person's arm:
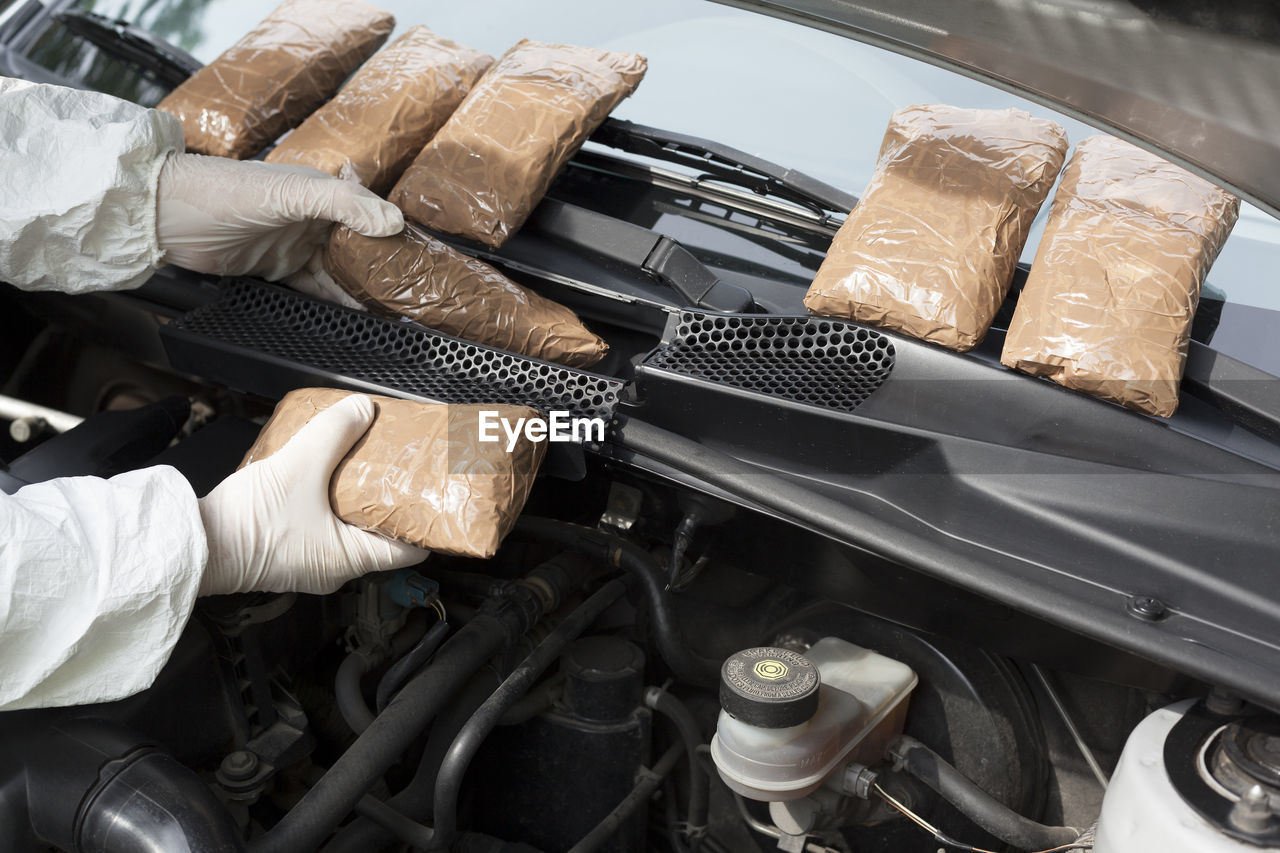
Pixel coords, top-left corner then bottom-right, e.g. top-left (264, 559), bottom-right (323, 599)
top-left (0, 395), bottom-right (424, 711)
top-left (0, 77), bottom-right (181, 292)
top-left (0, 467), bottom-right (204, 710)
top-left (0, 76), bottom-right (400, 296)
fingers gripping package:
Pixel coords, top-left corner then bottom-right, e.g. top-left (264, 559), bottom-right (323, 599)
top-left (241, 389), bottom-right (547, 559)
top-left (1001, 136), bottom-right (1239, 417)
top-left (389, 39), bottom-right (647, 247)
top-left (804, 105), bottom-right (1069, 351)
top-left (265, 27), bottom-right (493, 194)
top-left (156, 0), bottom-right (395, 159)
top-left (323, 225), bottom-right (609, 368)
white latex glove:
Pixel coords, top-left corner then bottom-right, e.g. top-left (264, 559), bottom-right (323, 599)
top-left (284, 251), bottom-right (366, 312)
top-left (198, 394), bottom-right (426, 596)
top-left (155, 153), bottom-right (404, 282)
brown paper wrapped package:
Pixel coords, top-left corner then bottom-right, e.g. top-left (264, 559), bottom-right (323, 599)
top-left (324, 225), bottom-right (608, 368)
top-left (240, 389), bottom-right (546, 558)
top-left (265, 27), bottom-right (493, 193)
top-left (1001, 136), bottom-right (1239, 417)
top-left (804, 105), bottom-right (1068, 351)
top-left (156, 0), bottom-right (394, 159)
top-left (390, 39), bottom-right (647, 247)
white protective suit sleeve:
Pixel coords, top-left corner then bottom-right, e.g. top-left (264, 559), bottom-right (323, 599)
top-left (0, 467), bottom-right (206, 711)
top-left (0, 75), bottom-right (183, 292)
top-left (0, 76), bottom-right (201, 710)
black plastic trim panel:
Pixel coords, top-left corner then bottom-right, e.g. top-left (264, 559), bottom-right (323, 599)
top-left (645, 310), bottom-right (894, 413)
top-left (161, 280), bottom-right (623, 420)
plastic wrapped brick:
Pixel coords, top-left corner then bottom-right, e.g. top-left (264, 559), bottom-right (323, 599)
top-left (804, 105), bottom-right (1068, 351)
top-left (389, 39), bottom-right (647, 247)
top-left (1001, 136), bottom-right (1239, 417)
top-left (265, 27), bottom-right (493, 194)
top-left (323, 225), bottom-right (608, 368)
top-left (240, 388), bottom-right (546, 558)
top-left (156, 0), bottom-right (394, 159)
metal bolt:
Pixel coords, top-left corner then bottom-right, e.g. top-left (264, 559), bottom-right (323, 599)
top-left (220, 750), bottom-right (259, 782)
top-left (1229, 785), bottom-right (1273, 834)
top-left (1206, 687), bottom-right (1245, 716)
top-left (1125, 595), bottom-right (1168, 622)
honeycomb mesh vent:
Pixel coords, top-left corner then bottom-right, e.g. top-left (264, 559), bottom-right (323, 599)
top-left (170, 281), bottom-right (622, 419)
top-left (646, 311), bottom-right (894, 412)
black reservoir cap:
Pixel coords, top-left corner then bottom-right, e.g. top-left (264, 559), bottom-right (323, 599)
top-left (562, 636), bottom-right (646, 723)
top-left (720, 647), bottom-right (820, 729)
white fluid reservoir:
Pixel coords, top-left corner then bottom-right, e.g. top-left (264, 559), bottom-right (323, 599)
top-left (1096, 700), bottom-right (1278, 853)
top-left (710, 637), bottom-right (917, 802)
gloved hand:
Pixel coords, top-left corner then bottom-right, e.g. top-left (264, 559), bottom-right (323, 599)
top-left (198, 394), bottom-right (426, 596)
top-left (284, 251), bottom-right (366, 311)
top-left (155, 153), bottom-right (404, 282)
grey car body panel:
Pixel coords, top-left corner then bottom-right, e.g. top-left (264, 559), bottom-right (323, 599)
top-left (709, 0), bottom-right (1280, 219)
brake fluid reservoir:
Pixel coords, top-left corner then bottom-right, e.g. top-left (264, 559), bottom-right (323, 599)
top-left (710, 639), bottom-right (917, 801)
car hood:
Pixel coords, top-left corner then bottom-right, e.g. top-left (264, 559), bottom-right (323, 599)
top-left (710, 0), bottom-right (1280, 218)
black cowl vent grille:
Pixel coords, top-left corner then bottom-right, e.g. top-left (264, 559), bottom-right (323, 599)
top-left (167, 281), bottom-right (622, 419)
top-left (645, 312), bottom-right (894, 412)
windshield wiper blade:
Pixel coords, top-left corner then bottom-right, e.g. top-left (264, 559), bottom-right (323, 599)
top-left (54, 9), bottom-right (201, 88)
top-left (590, 118), bottom-right (857, 220)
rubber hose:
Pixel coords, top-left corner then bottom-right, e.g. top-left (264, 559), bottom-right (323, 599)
top-left (567, 743), bottom-right (684, 853)
top-left (354, 794), bottom-right (434, 849)
top-left (646, 688), bottom-right (710, 838)
top-left (376, 620), bottom-right (450, 712)
top-left (335, 649), bottom-right (377, 734)
top-left (429, 579), bottom-right (630, 851)
top-left (497, 673), bottom-right (565, 726)
top-left (246, 611), bottom-right (515, 853)
top-left (0, 718), bottom-right (243, 852)
top-left (323, 673), bottom-right (501, 853)
top-left (513, 517), bottom-right (721, 685)
top-left (890, 735), bottom-right (1079, 850)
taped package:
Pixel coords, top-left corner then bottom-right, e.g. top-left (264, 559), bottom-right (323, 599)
top-left (804, 105), bottom-right (1068, 351)
top-left (324, 225), bottom-right (609, 368)
top-left (265, 26), bottom-right (493, 193)
top-left (1001, 136), bottom-right (1239, 417)
top-left (156, 0), bottom-right (394, 159)
top-left (390, 39), bottom-right (647, 247)
top-left (241, 388), bottom-right (546, 558)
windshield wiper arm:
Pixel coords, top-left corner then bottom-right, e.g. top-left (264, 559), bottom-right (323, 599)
top-left (590, 118), bottom-right (857, 220)
top-left (54, 9), bottom-right (201, 88)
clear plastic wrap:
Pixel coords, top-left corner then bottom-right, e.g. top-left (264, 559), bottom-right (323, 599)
top-left (389, 39), bottom-right (647, 247)
top-left (323, 225), bottom-right (608, 368)
top-left (264, 26), bottom-right (492, 194)
top-left (156, 0), bottom-right (394, 160)
top-left (240, 388), bottom-right (546, 558)
top-left (804, 104), bottom-right (1068, 352)
top-left (1001, 135), bottom-right (1239, 417)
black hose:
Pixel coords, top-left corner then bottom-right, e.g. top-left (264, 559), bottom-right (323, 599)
top-left (497, 673), bottom-right (565, 726)
top-left (354, 794), bottom-right (434, 849)
top-left (513, 517), bottom-right (721, 685)
top-left (428, 579), bottom-right (630, 851)
top-left (890, 736), bottom-right (1079, 850)
top-left (567, 743), bottom-right (684, 853)
top-left (645, 687), bottom-right (710, 840)
top-left (376, 620), bottom-right (450, 712)
top-left (335, 649), bottom-right (377, 734)
top-left (0, 718), bottom-right (244, 852)
top-left (247, 608), bottom-right (521, 853)
top-left (323, 673), bottom-right (500, 852)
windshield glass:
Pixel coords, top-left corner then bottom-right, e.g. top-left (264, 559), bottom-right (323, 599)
top-left (17, 0), bottom-right (1280, 374)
